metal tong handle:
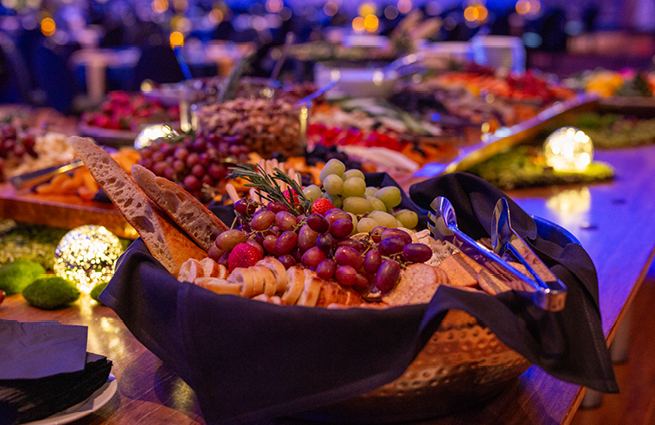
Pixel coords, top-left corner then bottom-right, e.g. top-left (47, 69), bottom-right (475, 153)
top-left (491, 198), bottom-right (567, 310)
top-left (428, 196), bottom-right (566, 311)
top-left (9, 159), bottom-right (84, 191)
top-left (295, 78), bottom-right (340, 108)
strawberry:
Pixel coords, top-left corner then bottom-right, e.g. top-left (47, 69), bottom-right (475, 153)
top-left (0, 289), bottom-right (5, 305)
top-left (282, 189), bottom-right (299, 204)
top-left (312, 198), bottom-right (334, 216)
top-left (228, 243), bottom-right (263, 270)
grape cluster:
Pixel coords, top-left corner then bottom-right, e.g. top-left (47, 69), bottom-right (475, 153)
top-left (136, 134), bottom-right (250, 200)
top-left (0, 122), bottom-right (38, 177)
top-left (302, 158), bottom-right (419, 233)
top-left (209, 198), bottom-right (429, 295)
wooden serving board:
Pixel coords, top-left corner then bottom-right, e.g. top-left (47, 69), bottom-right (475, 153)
top-left (0, 183), bottom-right (136, 239)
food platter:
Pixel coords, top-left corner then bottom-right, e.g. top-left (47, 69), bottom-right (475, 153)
top-left (77, 122), bottom-right (137, 147)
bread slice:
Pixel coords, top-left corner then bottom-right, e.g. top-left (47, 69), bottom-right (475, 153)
top-left (69, 137), bottom-right (207, 276)
top-left (193, 277), bottom-right (241, 295)
top-left (131, 164), bottom-right (228, 251)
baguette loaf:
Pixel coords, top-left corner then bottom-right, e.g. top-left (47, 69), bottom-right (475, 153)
top-left (131, 164), bottom-right (228, 251)
top-left (69, 137), bottom-right (207, 275)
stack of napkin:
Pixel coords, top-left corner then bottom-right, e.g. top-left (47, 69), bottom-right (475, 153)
top-left (0, 320), bottom-right (112, 424)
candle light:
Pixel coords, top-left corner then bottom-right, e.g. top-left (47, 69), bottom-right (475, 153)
top-left (53, 225), bottom-right (124, 295)
top-left (543, 127), bottom-right (594, 172)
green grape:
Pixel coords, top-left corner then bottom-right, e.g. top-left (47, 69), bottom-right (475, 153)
top-left (396, 219), bottom-right (404, 228)
top-left (374, 186), bottom-right (402, 209)
top-left (366, 196), bottom-right (387, 212)
top-left (357, 217), bottom-right (378, 233)
top-left (318, 158), bottom-right (346, 183)
top-left (323, 174), bottom-right (344, 195)
top-left (327, 194), bottom-right (343, 208)
top-left (368, 211), bottom-right (398, 228)
top-left (303, 184), bottom-right (323, 202)
top-left (395, 209), bottom-right (419, 229)
top-left (365, 187), bottom-right (378, 197)
top-left (343, 169), bottom-right (365, 181)
top-left (347, 213), bottom-right (358, 235)
top-left (342, 197), bottom-right (371, 215)
top-left (341, 177), bottom-right (366, 198)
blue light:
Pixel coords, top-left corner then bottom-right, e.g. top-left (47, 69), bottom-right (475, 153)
top-left (431, 113), bottom-right (441, 122)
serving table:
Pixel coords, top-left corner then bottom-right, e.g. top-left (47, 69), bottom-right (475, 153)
top-left (1, 144), bottom-right (655, 425)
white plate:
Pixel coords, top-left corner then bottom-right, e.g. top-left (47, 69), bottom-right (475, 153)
top-left (23, 374), bottom-right (117, 425)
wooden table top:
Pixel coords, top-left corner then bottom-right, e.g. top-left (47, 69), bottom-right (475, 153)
top-left (2, 145), bottom-right (655, 425)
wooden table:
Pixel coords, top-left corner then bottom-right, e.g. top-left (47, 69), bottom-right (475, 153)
top-left (2, 145), bottom-right (655, 425)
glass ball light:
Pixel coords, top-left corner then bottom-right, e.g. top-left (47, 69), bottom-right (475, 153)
top-left (54, 225), bottom-right (124, 295)
top-left (543, 127), bottom-right (594, 173)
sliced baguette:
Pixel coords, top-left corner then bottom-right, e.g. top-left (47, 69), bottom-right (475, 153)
top-left (131, 164), bottom-right (228, 251)
top-left (69, 137), bottom-right (206, 275)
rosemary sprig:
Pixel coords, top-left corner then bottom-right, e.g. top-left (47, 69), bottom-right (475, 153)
top-left (228, 163), bottom-right (311, 215)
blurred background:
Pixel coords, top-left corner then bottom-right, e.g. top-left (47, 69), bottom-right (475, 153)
top-left (1, 0), bottom-right (654, 113)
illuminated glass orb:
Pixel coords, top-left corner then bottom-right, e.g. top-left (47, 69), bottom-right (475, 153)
top-left (54, 225), bottom-right (124, 294)
top-left (544, 127), bottom-right (594, 172)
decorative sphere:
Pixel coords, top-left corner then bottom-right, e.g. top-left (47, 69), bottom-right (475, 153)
top-left (543, 127), bottom-right (594, 172)
top-left (54, 225), bottom-right (124, 295)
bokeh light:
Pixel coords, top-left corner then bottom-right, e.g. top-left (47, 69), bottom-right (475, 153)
top-left (358, 2), bottom-right (376, 17)
top-left (544, 127), bottom-right (594, 172)
top-left (169, 30), bottom-right (184, 47)
top-left (364, 14), bottom-right (379, 32)
top-left (265, 0), bottom-right (283, 14)
top-left (397, 0), bottom-right (412, 14)
top-left (40, 17), bottom-right (55, 36)
top-left (323, 1), bottom-right (338, 17)
top-left (384, 5), bottom-right (398, 20)
top-left (151, 0), bottom-right (168, 14)
top-left (352, 16), bottom-right (365, 33)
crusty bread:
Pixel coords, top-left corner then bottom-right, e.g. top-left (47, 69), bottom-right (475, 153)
top-left (131, 164), bottom-right (228, 251)
top-left (69, 137), bottom-right (207, 275)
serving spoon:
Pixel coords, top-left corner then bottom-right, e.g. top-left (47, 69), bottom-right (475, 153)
top-left (428, 196), bottom-right (567, 311)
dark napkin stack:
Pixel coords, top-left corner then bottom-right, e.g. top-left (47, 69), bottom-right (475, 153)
top-left (0, 320), bottom-right (112, 424)
top-left (101, 172), bottom-right (617, 425)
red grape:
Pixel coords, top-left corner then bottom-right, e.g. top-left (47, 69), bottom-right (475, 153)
top-left (278, 254), bottom-right (296, 269)
top-left (139, 158), bottom-right (154, 170)
top-left (173, 159), bottom-right (185, 172)
top-left (174, 147), bottom-right (189, 160)
top-left (183, 175), bottom-right (201, 190)
top-left (301, 247), bottom-right (326, 268)
top-left (316, 258), bottom-right (336, 280)
top-left (334, 246), bottom-right (364, 269)
top-left (215, 229), bottom-right (247, 251)
top-left (186, 152), bottom-right (200, 167)
top-left (307, 214), bottom-right (329, 233)
top-left (267, 202), bottom-right (289, 214)
top-left (330, 219), bottom-right (353, 239)
top-left (275, 231), bottom-right (298, 255)
top-left (325, 209), bottom-right (350, 225)
top-left (375, 260), bottom-right (401, 292)
top-left (191, 164), bottom-right (205, 177)
top-left (164, 167), bottom-right (175, 180)
top-left (364, 249), bottom-right (382, 274)
top-left (371, 226), bottom-right (386, 243)
top-left (402, 243), bottom-right (432, 263)
top-left (247, 239), bottom-right (264, 257)
top-left (298, 225), bottom-right (318, 252)
top-left (353, 273), bottom-right (370, 292)
top-left (337, 238), bottom-right (366, 253)
top-left (316, 233), bottom-right (335, 252)
top-left (335, 265), bottom-right (357, 286)
top-left (153, 162), bottom-right (167, 176)
top-left (275, 211), bottom-right (296, 231)
top-left (208, 244), bottom-right (223, 261)
top-left (378, 237), bottom-right (406, 256)
top-left (263, 234), bottom-right (279, 255)
top-left (251, 210), bottom-right (275, 231)
top-left (382, 228), bottom-right (412, 245)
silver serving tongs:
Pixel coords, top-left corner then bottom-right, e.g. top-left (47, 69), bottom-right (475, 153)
top-left (428, 196), bottom-right (567, 311)
top-left (491, 198), bottom-right (567, 311)
top-left (9, 159), bottom-right (84, 190)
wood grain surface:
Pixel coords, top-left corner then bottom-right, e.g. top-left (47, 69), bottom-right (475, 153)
top-left (0, 183), bottom-right (137, 239)
top-left (2, 145), bottom-right (655, 425)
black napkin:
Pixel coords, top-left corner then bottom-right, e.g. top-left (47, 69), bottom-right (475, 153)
top-left (0, 353), bottom-right (112, 424)
top-left (0, 320), bottom-right (113, 424)
top-left (101, 172), bottom-right (617, 425)
top-left (0, 320), bottom-right (88, 380)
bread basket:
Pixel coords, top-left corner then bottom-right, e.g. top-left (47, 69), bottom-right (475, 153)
top-left (301, 216), bottom-right (576, 423)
